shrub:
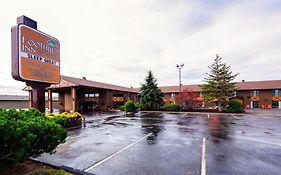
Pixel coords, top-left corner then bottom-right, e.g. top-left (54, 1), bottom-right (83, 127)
top-left (124, 100), bottom-right (138, 113)
top-left (226, 100), bottom-right (244, 113)
top-left (46, 112), bottom-right (83, 129)
top-left (119, 105), bottom-right (125, 112)
top-left (0, 108), bottom-right (67, 167)
top-left (165, 103), bottom-right (180, 111)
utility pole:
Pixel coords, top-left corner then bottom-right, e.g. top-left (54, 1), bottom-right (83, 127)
top-left (176, 64), bottom-right (184, 110)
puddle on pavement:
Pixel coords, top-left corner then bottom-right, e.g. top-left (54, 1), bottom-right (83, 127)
top-left (179, 127), bottom-right (196, 133)
top-left (208, 114), bottom-right (233, 141)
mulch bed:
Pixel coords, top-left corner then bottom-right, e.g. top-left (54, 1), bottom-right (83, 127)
top-left (0, 159), bottom-right (63, 175)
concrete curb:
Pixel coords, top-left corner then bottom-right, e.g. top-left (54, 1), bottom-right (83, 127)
top-left (140, 110), bottom-right (281, 117)
top-left (29, 158), bottom-right (95, 175)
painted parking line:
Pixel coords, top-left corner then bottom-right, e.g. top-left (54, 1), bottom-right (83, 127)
top-left (181, 112), bottom-right (188, 117)
top-left (201, 137), bottom-right (206, 175)
top-left (231, 114), bottom-right (240, 119)
top-left (84, 132), bottom-right (153, 172)
top-left (207, 113), bottom-right (210, 119)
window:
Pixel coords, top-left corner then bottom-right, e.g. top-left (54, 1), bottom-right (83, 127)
top-left (171, 93), bottom-right (176, 98)
top-left (272, 90), bottom-right (281, 96)
top-left (234, 91), bottom-right (240, 97)
top-left (251, 101), bottom-right (259, 108)
top-left (251, 90), bottom-right (259, 96)
top-left (272, 101), bottom-right (279, 108)
top-left (88, 94), bottom-right (94, 97)
top-left (85, 93), bottom-right (99, 98)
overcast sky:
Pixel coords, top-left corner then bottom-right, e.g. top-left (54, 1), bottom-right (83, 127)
top-left (0, 0), bottom-right (281, 95)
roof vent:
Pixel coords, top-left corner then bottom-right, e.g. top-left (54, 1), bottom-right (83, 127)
top-left (82, 77), bottom-right (86, 80)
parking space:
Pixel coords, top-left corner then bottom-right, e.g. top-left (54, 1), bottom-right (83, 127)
top-left (36, 112), bottom-right (281, 175)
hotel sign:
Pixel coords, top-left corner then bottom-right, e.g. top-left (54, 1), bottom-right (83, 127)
top-left (113, 97), bottom-right (124, 102)
top-left (12, 24), bottom-right (60, 83)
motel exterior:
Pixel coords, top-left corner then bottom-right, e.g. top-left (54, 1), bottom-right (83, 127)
top-left (24, 75), bottom-right (138, 112)
top-left (23, 76), bottom-right (281, 112)
top-left (161, 80), bottom-right (281, 109)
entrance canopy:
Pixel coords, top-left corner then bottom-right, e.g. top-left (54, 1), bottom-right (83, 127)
top-left (24, 75), bottom-right (138, 112)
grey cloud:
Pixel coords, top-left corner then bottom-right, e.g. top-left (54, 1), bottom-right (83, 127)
top-left (0, 0), bottom-right (280, 95)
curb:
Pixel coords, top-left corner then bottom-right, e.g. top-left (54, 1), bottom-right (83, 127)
top-left (140, 110), bottom-right (281, 117)
top-left (29, 158), bottom-right (96, 175)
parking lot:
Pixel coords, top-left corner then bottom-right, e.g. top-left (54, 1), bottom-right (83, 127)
top-left (36, 111), bottom-right (281, 175)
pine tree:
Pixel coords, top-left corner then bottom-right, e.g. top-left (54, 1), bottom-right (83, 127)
top-left (139, 71), bottom-right (164, 110)
top-left (201, 54), bottom-right (238, 111)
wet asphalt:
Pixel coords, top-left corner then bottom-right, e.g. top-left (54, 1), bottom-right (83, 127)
top-left (37, 111), bottom-right (281, 175)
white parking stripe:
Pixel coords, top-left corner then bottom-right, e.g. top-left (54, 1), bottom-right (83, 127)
top-left (181, 112), bottom-right (188, 117)
top-left (207, 113), bottom-right (210, 119)
top-left (84, 133), bottom-right (153, 172)
top-left (201, 138), bottom-right (206, 175)
top-left (231, 114), bottom-right (240, 119)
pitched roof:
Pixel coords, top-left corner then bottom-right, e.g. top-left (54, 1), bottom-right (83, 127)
top-left (58, 75), bottom-right (138, 93)
top-left (236, 80), bottom-right (281, 90)
top-left (23, 75), bottom-right (281, 94)
top-left (159, 80), bottom-right (281, 93)
top-left (0, 95), bottom-right (29, 101)
top-left (159, 85), bottom-right (201, 93)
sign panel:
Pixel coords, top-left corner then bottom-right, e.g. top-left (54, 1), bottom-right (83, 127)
top-left (12, 24), bottom-right (60, 83)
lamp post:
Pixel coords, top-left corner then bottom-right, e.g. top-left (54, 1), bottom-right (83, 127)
top-left (176, 64), bottom-right (184, 110)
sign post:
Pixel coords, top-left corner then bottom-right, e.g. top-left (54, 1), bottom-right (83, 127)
top-left (11, 16), bottom-right (60, 112)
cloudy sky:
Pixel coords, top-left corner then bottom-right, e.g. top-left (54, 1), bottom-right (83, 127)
top-left (0, 0), bottom-right (280, 95)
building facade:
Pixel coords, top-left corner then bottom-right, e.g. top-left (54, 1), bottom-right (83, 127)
top-left (24, 75), bottom-right (138, 112)
top-left (24, 76), bottom-right (281, 112)
top-left (0, 95), bottom-right (59, 109)
top-left (160, 80), bottom-right (281, 109)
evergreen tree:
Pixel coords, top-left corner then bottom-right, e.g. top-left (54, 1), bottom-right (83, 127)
top-left (201, 54), bottom-right (238, 111)
top-left (139, 71), bottom-right (164, 110)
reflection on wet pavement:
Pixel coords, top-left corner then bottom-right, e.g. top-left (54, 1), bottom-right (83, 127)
top-left (208, 114), bottom-right (233, 141)
top-left (36, 112), bottom-right (281, 175)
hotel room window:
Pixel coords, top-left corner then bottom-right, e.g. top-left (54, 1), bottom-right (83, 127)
top-left (272, 90), bottom-right (281, 96)
top-left (234, 91), bottom-right (240, 97)
top-left (251, 90), bottom-right (259, 96)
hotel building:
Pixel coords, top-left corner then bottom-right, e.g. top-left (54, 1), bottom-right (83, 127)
top-left (23, 76), bottom-right (281, 112)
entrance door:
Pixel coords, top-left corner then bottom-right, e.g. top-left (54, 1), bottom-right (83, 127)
top-left (251, 101), bottom-right (259, 108)
top-left (272, 101), bottom-right (278, 108)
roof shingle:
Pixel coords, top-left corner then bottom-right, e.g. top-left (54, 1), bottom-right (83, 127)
top-left (60, 75), bottom-right (138, 93)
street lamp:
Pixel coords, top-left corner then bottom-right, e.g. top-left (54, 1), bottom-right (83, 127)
top-left (176, 64), bottom-right (184, 109)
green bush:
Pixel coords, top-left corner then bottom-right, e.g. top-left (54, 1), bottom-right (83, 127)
top-left (0, 108), bottom-right (67, 167)
top-left (226, 100), bottom-right (244, 113)
top-left (165, 103), bottom-right (180, 111)
top-left (119, 105), bottom-right (125, 112)
top-left (124, 100), bottom-right (138, 113)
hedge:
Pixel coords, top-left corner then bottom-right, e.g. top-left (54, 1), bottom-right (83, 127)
top-left (0, 108), bottom-right (67, 167)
